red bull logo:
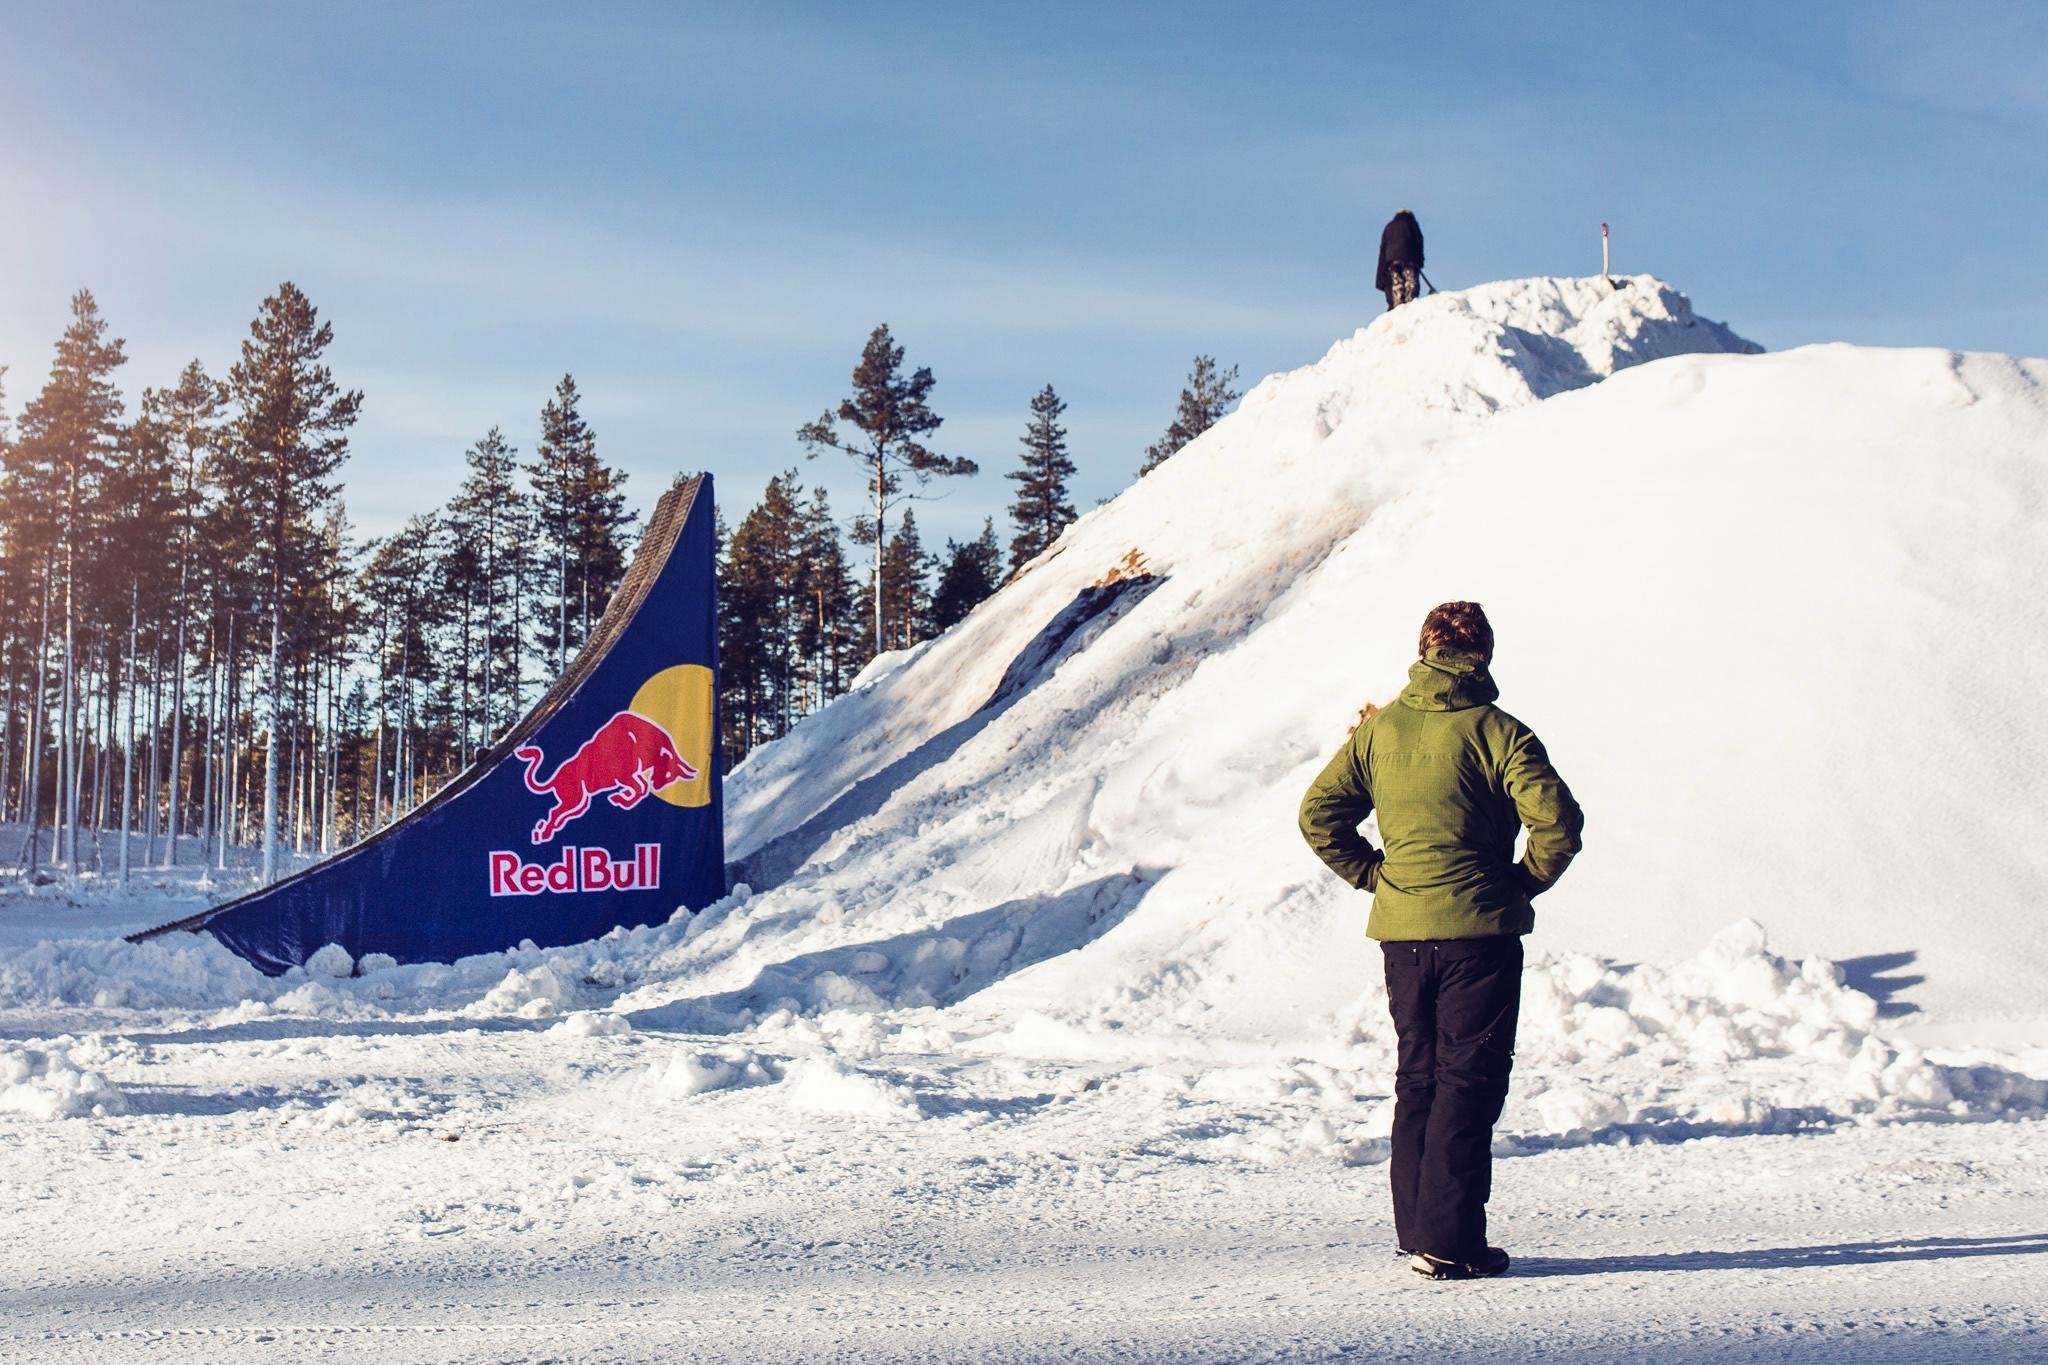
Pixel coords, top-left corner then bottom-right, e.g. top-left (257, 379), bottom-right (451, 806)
top-left (514, 711), bottom-right (697, 844)
top-left (489, 664), bottom-right (714, 898)
top-left (488, 844), bottom-right (662, 897)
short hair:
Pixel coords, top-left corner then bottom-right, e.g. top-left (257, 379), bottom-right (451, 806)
top-left (1419, 601), bottom-right (1493, 660)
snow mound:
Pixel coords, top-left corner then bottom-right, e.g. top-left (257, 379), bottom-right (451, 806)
top-left (783, 1056), bottom-right (922, 1121)
top-left (639, 1044), bottom-right (778, 1099)
top-left (474, 964), bottom-right (578, 1019)
top-left (0, 933), bottom-right (272, 1011)
top-left (709, 274), bottom-right (2048, 1038)
top-left (0, 1039), bottom-right (128, 1120)
top-left (1494, 922), bottom-right (2046, 1137)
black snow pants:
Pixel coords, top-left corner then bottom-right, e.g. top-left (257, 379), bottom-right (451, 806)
top-left (1382, 936), bottom-right (1522, 1263)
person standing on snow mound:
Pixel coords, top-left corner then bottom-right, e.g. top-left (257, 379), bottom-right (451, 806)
top-left (1297, 601), bottom-right (1583, 1281)
top-left (1377, 209), bottom-right (1425, 309)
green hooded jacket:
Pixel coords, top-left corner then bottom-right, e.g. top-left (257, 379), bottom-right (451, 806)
top-left (1297, 648), bottom-right (1584, 941)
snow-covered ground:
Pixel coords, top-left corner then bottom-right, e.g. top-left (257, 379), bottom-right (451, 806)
top-left (5, 278), bottom-right (2047, 1361)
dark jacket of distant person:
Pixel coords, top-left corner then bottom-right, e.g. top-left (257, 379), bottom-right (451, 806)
top-left (1376, 211), bottom-right (1425, 293)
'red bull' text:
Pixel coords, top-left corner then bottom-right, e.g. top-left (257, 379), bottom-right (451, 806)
top-left (488, 844), bottom-right (662, 897)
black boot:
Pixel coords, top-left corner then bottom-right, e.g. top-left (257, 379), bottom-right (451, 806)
top-left (1410, 1247), bottom-right (1511, 1280)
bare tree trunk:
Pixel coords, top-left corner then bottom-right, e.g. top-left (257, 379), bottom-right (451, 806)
top-left (24, 565), bottom-right (49, 874)
top-left (120, 585), bottom-right (137, 881)
top-left (197, 621), bottom-right (215, 871)
top-left (511, 546), bottom-right (523, 718)
top-left (0, 628), bottom-right (15, 826)
top-left (481, 527), bottom-right (494, 748)
top-left (58, 542), bottom-right (76, 870)
top-left (261, 600), bottom-right (281, 882)
top-left (287, 683), bottom-right (301, 857)
top-left (391, 630), bottom-right (407, 821)
top-left (97, 649), bottom-right (115, 847)
top-left (322, 650), bottom-right (337, 853)
top-left (370, 714), bottom-right (384, 833)
top-left (219, 610), bottom-right (236, 870)
top-left (873, 451), bottom-right (886, 656)
top-left (166, 557), bottom-right (189, 865)
top-left (145, 629), bottom-right (162, 866)
top-left (457, 586), bottom-right (470, 770)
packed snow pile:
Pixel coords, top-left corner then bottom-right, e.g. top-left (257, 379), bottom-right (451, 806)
top-left (714, 275), bottom-right (2048, 1040)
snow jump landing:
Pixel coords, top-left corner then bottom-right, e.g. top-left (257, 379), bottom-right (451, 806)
top-left (131, 473), bottom-right (725, 974)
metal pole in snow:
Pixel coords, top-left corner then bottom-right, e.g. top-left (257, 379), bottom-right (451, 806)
top-left (1602, 222), bottom-right (1611, 281)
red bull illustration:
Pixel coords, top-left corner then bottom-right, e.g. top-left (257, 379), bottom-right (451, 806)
top-left (129, 474), bottom-right (723, 976)
top-left (515, 711), bottom-right (699, 844)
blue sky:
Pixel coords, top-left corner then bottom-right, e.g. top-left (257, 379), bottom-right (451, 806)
top-left (2, 1), bottom-right (2042, 544)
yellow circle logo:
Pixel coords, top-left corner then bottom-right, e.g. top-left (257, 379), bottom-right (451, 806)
top-left (627, 664), bottom-right (715, 808)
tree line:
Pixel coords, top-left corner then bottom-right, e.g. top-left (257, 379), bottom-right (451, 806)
top-left (0, 295), bottom-right (1238, 882)
top-left (0, 286), bottom-right (634, 881)
top-left (720, 324), bottom-right (1240, 761)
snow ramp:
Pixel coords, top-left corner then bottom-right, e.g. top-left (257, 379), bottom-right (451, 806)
top-left (131, 473), bottom-right (725, 974)
top-left (689, 277), bottom-right (2048, 1039)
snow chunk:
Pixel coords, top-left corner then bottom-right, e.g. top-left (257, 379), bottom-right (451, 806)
top-left (640, 1045), bottom-right (777, 1099)
top-left (0, 1041), bottom-right (128, 1120)
top-left (474, 965), bottom-right (575, 1019)
top-left (305, 943), bottom-right (354, 978)
top-left (550, 1011), bottom-right (634, 1039)
top-left (782, 1056), bottom-right (921, 1120)
top-left (1531, 1085), bottom-right (1630, 1136)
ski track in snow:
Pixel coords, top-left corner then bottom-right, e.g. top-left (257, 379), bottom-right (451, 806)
top-left (5, 277), bottom-right (2048, 1359)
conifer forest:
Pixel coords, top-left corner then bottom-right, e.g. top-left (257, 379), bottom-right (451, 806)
top-left (0, 289), bottom-right (1235, 882)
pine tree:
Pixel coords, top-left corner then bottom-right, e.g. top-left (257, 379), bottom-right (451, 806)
top-left (794, 487), bottom-right (860, 709)
top-left (144, 361), bottom-right (225, 865)
top-left (445, 426), bottom-right (529, 751)
top-left (1006, 384), bottom-right (1077, 571)
top-left (798, 325), bottom-right (976, 658)
top-left (219, 282), bottom-right (362, 882)
top-left (107, 391), bottom-right (185, 875)
top-left (713, 501), bottom-right (747, 761)
top-left (530, 375), bottom-right (632, 676)
top-left (11, 291), bottom-right (128, 870)
top-left (0, 364), bottom-right (15, 826)
top-left (720, 472), bottom-right (808, 756)
top-left (871, 509), bottom-right (934, 654)
top-left (1138, 355), bottom-right (1241, 476)
top-left (930, 519), bottom-right (1003, 633)
top-left (359, 516), bottom-right (442, 823)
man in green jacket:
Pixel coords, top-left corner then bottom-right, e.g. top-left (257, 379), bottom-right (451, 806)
top-left (1298, 601), bottom-right (1583, 1280)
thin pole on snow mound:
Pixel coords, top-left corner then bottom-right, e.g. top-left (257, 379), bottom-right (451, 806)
top-left (128, 473), bottom-right (726, 974)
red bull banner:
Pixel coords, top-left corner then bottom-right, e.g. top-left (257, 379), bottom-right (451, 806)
top-left (134, 474), bottom-right (725, 974)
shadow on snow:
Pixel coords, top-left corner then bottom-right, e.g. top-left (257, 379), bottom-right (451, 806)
top-left (1839, 949), bottom-right (1925, 1019)
top-left (729, 572), bottom-right (1164, 892)
top-left (629, 869), bottom-right (1160, 1031)
top-left (1517, 1230), bottom-right (2048, 1276)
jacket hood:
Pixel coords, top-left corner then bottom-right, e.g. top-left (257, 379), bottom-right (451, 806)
top-left (1399, 649), bottom-right (1499, 712)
